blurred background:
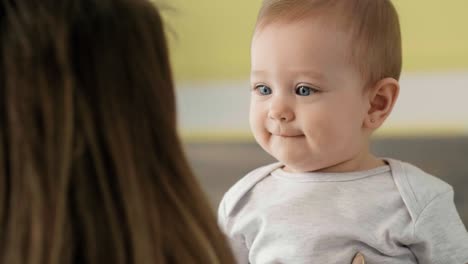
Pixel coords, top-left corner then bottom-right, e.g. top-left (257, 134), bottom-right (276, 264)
top-left (165, 0), bottom-right (468, 225)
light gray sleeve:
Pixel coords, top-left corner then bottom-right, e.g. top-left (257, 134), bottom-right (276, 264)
top-left (218, 197), bottom-right (249, 264)
top-left (410, 190), bottom-right (468, 264)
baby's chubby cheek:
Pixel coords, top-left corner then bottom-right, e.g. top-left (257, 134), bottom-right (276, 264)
top-left (257, 128), bottom-right (274, 152)
top-left (249, 110), bottom-right (267, 137)
top-left (249, 119), bottom-right (268, 148)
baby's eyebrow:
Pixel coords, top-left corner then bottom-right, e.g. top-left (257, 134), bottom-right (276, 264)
top-left (250, 70), bottom-right (268, 77)
top-left (291, 70), bottom-right (326, 81)
top-left (251, 69), bottom-right (326, 81)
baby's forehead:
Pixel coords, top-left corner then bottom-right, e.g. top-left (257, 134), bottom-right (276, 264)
top-left (251, 24), bottom-right (364, 85)
top-left (254, 16), bottom-right (352, 42)
top-left (253, 12), bottom-right (355, 60)
top-left (252, 18), bottom-right (355, 63)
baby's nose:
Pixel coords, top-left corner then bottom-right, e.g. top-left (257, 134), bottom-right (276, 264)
top-left (268, 98), bottom-right (294, 122)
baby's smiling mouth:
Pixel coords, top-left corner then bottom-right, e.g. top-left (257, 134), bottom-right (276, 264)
top-left (267, 125), bottom-right (304, 138)
top-left (270, 132), bottom-right (304, 138)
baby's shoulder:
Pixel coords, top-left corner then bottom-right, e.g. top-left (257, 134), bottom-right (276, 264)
top-left (219, 162), bottom-right (282, 217)
top-left (386, 158), bottom-right (453, 220)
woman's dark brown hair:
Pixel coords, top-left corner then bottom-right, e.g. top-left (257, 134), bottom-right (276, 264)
top-left (0, 0), bottom-right (235, 263)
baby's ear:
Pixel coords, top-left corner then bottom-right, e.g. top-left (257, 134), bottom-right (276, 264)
top-left (364, 77), bottom-right (399, 129)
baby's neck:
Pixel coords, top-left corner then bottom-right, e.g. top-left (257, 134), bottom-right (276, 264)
top-left (285, 154), bottom-right (386, 174)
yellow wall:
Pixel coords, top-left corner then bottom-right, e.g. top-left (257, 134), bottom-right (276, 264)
top-left (165, 0), bottom-right (260, 81)
top-left (166, 0), bottom-right (468, 81)
top-left (394, 0), bottom-right (468, 72)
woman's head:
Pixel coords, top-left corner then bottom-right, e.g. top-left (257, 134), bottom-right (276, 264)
top-left (0, 0), bottom-right (233, 263)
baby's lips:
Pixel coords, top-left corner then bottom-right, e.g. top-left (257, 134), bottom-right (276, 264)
top-left (270, 132), bottom-right (304, 137)
top-left (266, 125), bottom-right (302, 137)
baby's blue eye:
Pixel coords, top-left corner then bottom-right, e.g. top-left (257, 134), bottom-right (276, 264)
top-left (295, 86), bottom-right (315, 96)
top-left (256, 85), bottom-right (272, 95)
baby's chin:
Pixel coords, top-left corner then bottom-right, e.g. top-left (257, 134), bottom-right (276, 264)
top-left (271, 153), bottom-right (327, 173)
top-left (258, 139), bottom-right (336, 172)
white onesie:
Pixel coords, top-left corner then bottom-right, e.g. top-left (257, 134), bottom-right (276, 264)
top-left (218, 159), bottom-right (468, 264)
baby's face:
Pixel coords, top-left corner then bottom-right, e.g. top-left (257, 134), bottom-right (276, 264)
top-left (250, 18), bottom-right (370, 172)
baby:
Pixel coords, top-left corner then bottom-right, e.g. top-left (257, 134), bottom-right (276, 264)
top-left (218, 0), bottom-right (468, 263)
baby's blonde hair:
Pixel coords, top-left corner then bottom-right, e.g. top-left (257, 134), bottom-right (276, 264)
top-left (256, 0), bottom-right (402, 88)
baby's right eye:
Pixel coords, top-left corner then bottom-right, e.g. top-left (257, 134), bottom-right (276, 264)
top-left (255, 85), bottom-right (272, 95)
